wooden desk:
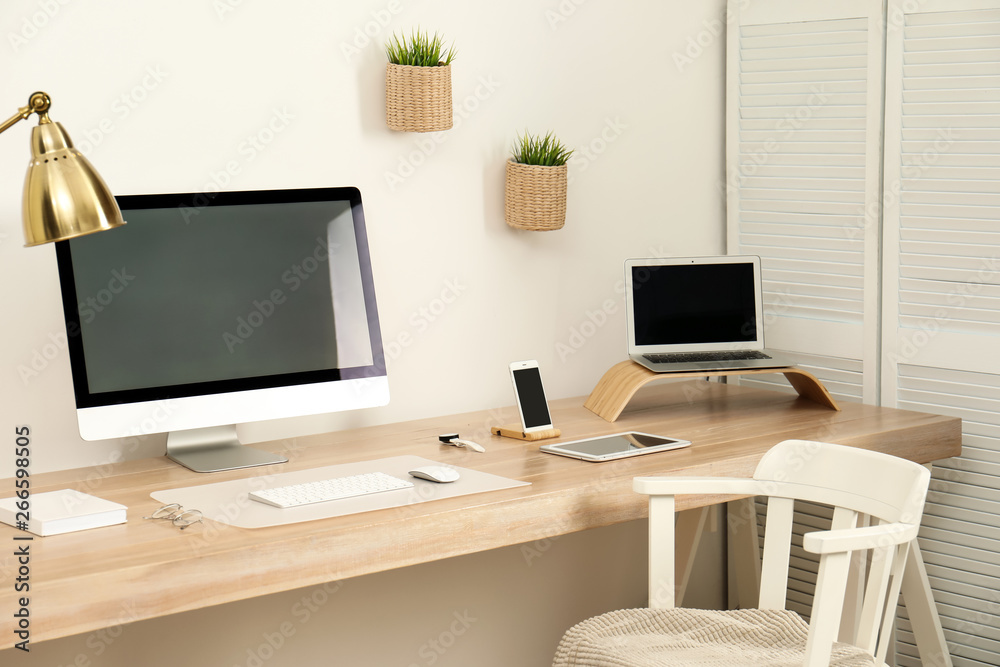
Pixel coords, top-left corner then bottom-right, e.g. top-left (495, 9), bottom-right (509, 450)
top-left (0, 381), bottom-right (961, 650)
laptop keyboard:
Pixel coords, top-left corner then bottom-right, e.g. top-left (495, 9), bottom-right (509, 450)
top-left (643, 350), bottom-right (772, 364)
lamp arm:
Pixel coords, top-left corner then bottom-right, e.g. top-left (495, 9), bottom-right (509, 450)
top-left (0, 91), bottom-right (51, 136)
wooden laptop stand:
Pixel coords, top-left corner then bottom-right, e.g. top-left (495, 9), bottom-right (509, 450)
top-left (585, 360), bottom-right (839, 422)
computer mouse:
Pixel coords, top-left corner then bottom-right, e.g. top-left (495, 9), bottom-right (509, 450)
top-left (408, 465), bottom-right (460, 483)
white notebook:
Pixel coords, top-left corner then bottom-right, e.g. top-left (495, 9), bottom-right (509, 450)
top-left (0, 489), bottom-right (127, 536)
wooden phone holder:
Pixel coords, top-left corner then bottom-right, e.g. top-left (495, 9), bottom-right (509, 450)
top-left (584, 361), bottom-right (839, 422)
top-left (491, 424), bottom-right (562, 441)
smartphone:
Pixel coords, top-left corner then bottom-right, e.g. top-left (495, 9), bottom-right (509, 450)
top-left (509, 360), bottom-right (554, 433)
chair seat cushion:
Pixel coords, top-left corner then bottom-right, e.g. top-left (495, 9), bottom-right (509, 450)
top-left (552, 608), bottom-right (876, 667)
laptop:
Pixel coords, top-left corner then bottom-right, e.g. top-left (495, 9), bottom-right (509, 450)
top-left (625, 255), bottom-right (792, 373)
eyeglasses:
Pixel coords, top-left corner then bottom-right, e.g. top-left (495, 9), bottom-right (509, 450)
top-left (143, 503), bottom-right (203, 530)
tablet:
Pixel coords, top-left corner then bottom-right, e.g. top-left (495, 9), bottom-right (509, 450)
top-left (539, 432), bottom-right (691, 462)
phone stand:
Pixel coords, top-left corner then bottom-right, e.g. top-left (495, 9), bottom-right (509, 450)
top-left (491, 424), bottom-right (561, 441)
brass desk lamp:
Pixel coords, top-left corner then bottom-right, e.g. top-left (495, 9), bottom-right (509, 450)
top-left (0, 91), bottom-right (124, 246)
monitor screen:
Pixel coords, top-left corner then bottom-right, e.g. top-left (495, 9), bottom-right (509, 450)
top-left (55, 186), bottom-right (388, 472)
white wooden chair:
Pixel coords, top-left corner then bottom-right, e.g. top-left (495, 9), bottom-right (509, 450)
top-left (552, 439), bottom-right (931, 667)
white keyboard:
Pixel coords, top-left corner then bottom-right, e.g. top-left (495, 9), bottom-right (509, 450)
top-left (249, 471), bottom-right (414, 509)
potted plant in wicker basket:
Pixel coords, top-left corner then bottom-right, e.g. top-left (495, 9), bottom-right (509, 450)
top-left (505, 131), bottom-right (574, 231)
top-left (385, 30), bottom-right (456, 132)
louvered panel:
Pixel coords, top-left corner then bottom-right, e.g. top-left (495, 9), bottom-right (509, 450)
top-left (761, 278), bottom-right (861, 303)
top-left (740, 185), bottom-right (865, 202)
top-left (900, 279), bottom-right (1000, 318)
top-left (899, 629), bottom-right (1000, 666)
top-left (901, 240), bottom-right (1000, 258)
top-left (893, 363), bottom-right (1000, 667)
top-left (740, 199), bottom-right (862, 215)
top-left (746, 220), bottom-right (861, 237)
top-left (742, 93), bottom-right (868, 108)
top-left (738, 351), bottom-right (864, 403)
top-left (742, 165), bottom-right (867, 179)
top-left (765, 267), bottom-right (863, 288)
top-left (901, 70), bottom-right (1000, 85)
top-left (740, 129), bottom-right (867, 142)
top-left (901, 153), bottom-right (1000, 168)
top-left (905, 215), bottom-right (1000, 231)
top-left (739, 117), bottom-right (869, 132)
top-left (893, 8), bottom-right (1000, 354)
top-left (931, 480), bottom-right (1000, 513)
top-left (904, 129), bottom-right (1000, 142)
top-left (899, 619), bottom-right (1000, 656)
top-left (920, 522), bottom-right (1000, 554)
top-left (739, 152), bottom-right (866, 167)
top-left (903, 142), bottom-right (1000, 156)
top-left (741, 79), bottom-right (867, 97)
top-left (741, 31), bottom-right (868, 49)
top-left (906, 48), bottom-right (1000, 66)
top-left (926, 571), bottom-right (1000, 605)
top-left (900, 227), bottom-right (1000, 243)
top-left (901, 601), bottom-right (1000, 643)
top-left (732, 14), bottom-right (875, 371)
top-left (899, 278), bottom-right (1000, 311)
top-left (742, 229), bottom-right (862, 251)
top-left (901, 252), bottom-right (1000, 273)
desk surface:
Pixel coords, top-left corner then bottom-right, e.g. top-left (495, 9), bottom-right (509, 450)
top-left (0, 381), bottom-right (962, 648)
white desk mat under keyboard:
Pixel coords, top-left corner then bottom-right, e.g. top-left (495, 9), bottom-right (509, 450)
top-left (150, 455), bottom-right (530, 529)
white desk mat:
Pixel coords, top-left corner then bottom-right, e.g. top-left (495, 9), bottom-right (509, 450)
top-left (150, 455), bottom-right (529, 529)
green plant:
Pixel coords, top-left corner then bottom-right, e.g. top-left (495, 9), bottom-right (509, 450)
top-left (511, 131), bottom-right (574, 166)
top-left (385, 30), bottom-right (456, 67)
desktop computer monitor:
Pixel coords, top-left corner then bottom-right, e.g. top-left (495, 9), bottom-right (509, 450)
top-left (54, 186), bottom-right (389, 472)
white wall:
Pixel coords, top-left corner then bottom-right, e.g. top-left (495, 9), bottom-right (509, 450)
top-left (1, 0), bottom-right (727, 476)
top-left (0, 0), bottom-right (728, 664)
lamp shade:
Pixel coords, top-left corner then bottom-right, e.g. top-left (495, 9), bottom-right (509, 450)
top-left (22, 120), bottom-right (124, 246)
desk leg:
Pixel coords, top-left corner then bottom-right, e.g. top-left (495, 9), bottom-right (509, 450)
top-left (675, 507), bottom-right (711, 607)
top-left (727, 498), bottom-right (761, 610)
top-left (900, 541), bottom-right (953, 667)
top-left (649, 503), bottom-right (711, 610)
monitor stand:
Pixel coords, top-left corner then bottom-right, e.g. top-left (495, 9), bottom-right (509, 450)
top-left (166, 425), bottom-right (288, 473)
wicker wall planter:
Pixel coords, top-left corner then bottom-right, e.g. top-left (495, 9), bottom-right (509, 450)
top-left (504, 160), bottom-right (568, 231)
top-left (385, 63), bottom-right (453, 133)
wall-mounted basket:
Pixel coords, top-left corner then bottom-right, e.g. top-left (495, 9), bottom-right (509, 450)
top-left (504, 160), bottom-right (568, 231)
top-left (385, 63), bottom-right (453, 133)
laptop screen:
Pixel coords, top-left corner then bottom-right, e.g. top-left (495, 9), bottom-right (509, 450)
top-left (630, 261), bottom-right (759, 347)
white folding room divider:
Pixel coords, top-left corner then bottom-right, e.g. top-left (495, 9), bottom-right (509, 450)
top-left (727, 1), bottom-right (1000, 665)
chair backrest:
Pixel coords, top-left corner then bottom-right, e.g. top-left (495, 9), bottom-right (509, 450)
top-left (754, 439), bottom-right (930, 523)
top-left (751, 440), bottom-right (931, 665)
